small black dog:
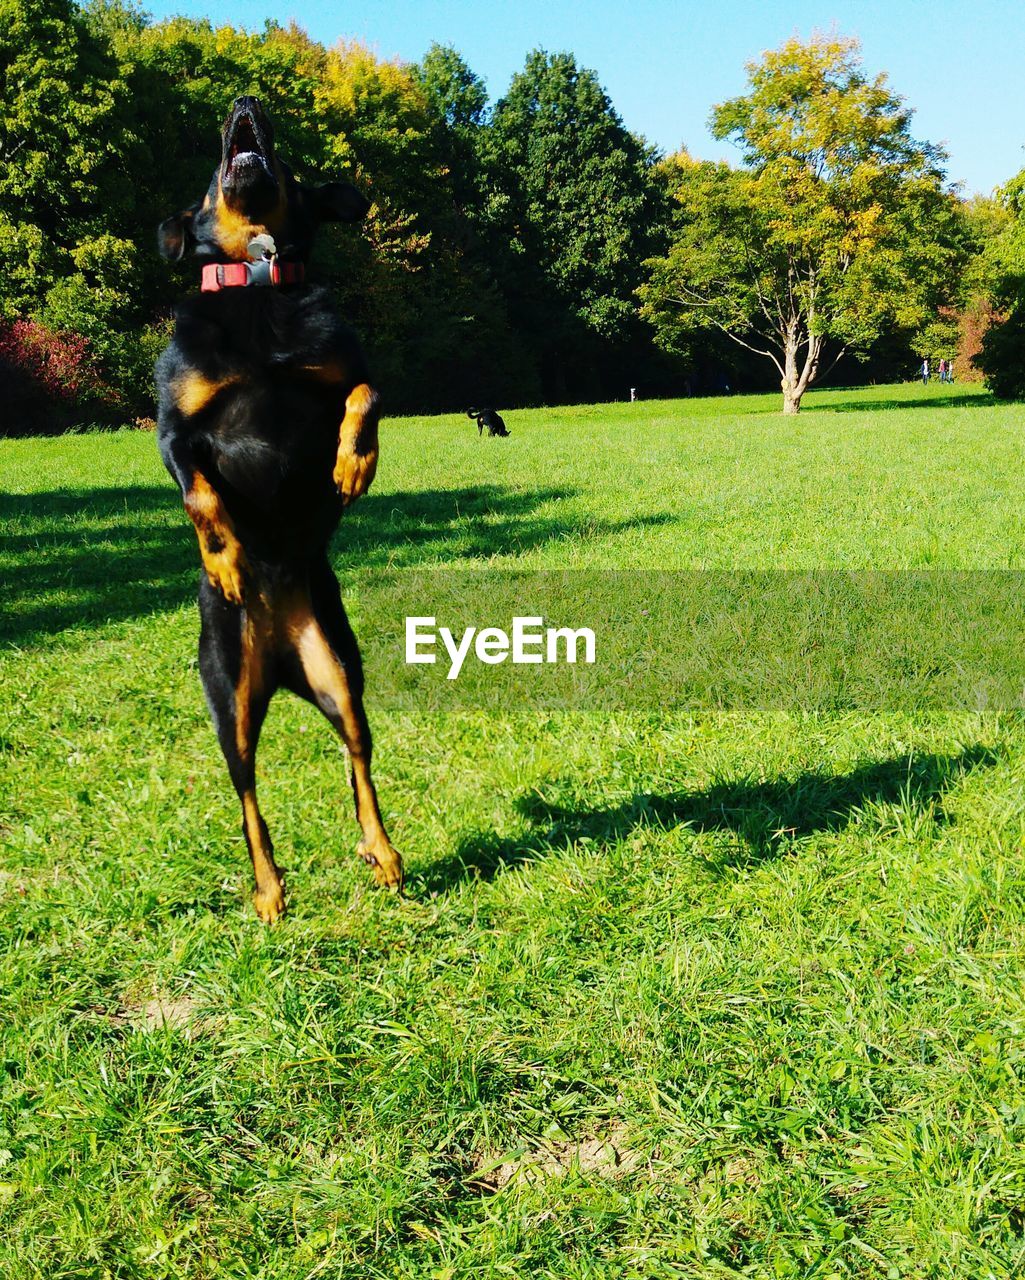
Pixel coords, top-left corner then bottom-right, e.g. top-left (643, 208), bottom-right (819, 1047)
top-left (155, 96), bottom-right (402, 922)
top-left (467, 407), bottom-right (509, 437)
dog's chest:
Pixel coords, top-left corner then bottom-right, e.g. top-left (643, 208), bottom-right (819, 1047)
top-left (173, 289), bottom-right (353, 510)
top-left (205, 369), bottom-right (340, 507)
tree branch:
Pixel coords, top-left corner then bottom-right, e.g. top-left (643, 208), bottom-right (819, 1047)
top-left (815, 344), bottom-right (849, 384)
top-left (717, 325), bottom-right (786, 377)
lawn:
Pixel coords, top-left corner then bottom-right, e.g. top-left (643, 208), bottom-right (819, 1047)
top-left (2, 381), bottom-right (1025, 1278)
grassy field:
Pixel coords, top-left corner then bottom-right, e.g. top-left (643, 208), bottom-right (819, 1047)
top-left (3, 381), bottom-right (1025, 1278)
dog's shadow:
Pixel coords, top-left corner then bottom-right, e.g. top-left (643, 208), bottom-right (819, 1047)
top-left (336, 485), bottom-right (671, 567)
top-left (415, 745), bottom-right (999, 894)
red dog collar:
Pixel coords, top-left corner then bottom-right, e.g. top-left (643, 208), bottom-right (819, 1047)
top-left (201, 259), bottom-right (305, 292)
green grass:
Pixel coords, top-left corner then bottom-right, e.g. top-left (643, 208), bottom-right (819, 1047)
top-left (3, 381), bottom-right (1025, 1278)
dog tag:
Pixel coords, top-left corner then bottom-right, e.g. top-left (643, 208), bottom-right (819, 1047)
top-left (247, 234), bottom-right (277, 261)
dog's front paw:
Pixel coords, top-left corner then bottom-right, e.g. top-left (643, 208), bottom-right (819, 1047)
top-left (334, 445), bottom-right (379, 506)
top-left (357, 835), bottom-right (403, 889)
top-left (203, 542), bottom-right (249, 604)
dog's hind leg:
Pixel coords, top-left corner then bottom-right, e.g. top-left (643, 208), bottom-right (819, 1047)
top-left (281, 562), bottom-right (403, 890)
top-left (198, 582), bottom-right (285, 922)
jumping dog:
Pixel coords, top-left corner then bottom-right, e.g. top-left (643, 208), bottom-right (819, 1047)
top-left (155, 96), bottom-right (403, 922)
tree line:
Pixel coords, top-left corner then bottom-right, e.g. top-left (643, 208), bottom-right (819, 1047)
top-left (0, 0), bottom-right (1022, 428)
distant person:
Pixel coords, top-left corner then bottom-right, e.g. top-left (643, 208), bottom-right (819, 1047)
top-left (920, 358), bottom-right (930, 384)
top-left (945, 357), bottom-right (955, 384)
top-left (937, 358), bottom-right (946, 382)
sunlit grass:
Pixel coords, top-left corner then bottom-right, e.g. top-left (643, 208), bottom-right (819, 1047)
top-left (2, 382), bottom-right (1024, 1278)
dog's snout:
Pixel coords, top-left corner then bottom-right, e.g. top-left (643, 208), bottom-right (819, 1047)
top-left (219, 94), bottom-right (276, 194)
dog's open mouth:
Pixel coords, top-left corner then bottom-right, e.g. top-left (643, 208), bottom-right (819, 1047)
top-left (221, 101), bottom-right (275, 187)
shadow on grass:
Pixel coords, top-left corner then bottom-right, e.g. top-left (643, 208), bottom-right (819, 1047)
top-left (811, 391), bottom-right (993, 414)
top-left (1, 482), bottom-right (670, 647)
top-left (0, 486), bottom-right (195, 647)
top-left (418, 745), bottom-right (998, 893)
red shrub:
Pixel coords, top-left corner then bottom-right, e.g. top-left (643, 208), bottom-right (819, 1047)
top-left (0, 318), bottom-right (111, 434)
top-left (956, 298), bottom-right (998, 384)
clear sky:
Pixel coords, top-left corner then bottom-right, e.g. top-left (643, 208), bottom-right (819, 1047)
top-left (143, 0), bottom-right (1025, 196)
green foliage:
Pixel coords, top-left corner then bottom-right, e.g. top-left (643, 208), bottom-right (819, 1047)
top-left (974, 173), bottom-right (1025, 397)
top-left (977, 308), bottom-right (1025, 397)
top-left (0, 0), bottom-right (141, 318)
top-left (957, 194), bottom-right (1012, 302)
top-left (415, 42), bottom-right (488, 130)
top-left (489, 51), bottom-right (669, 350)
top-left (4, 7), bottom-right (617, 420)
top-left (0, 10), bottom-right (995, 422)
top-left (983, 173), bottom-right (1025, 290)
top-left (912, 316), bottom-right (960, 361)
top-left (640, 35), bottom-right (965, 413)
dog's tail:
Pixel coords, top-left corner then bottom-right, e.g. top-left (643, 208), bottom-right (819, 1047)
top-left (466, 408), bottom-right (479, 419)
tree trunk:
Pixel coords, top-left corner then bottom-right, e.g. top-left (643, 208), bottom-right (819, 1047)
top-left (781, 328), bottom-right (802, 414)
top-left (780, 330), bottom-right (823, 415)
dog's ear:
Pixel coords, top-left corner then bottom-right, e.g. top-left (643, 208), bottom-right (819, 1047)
top-left (157, 206), bottom-right (198, 261)
top-left (311, 182), bottom-right (371, 223)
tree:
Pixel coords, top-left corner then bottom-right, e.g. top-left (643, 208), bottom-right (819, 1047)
top-left (1, 10), bottom-right (688, 424)
top-left (0, 0), bottom-right (160, 409)
top-left (414, 44), bottom-right (489, 219)
top-left (485, 50), bottom-right (669, 398)
top-left (908, 193), bottom-right (1005, 383)
top-left (314, 40), bottom-right (536, 409)
top-left (0, 0), bottom-right (140, 314)
top-left (975, 174), bottom-right (1025, 397)
top-left (416, 42), bottom-right (487, 131)
top-left (640, 34), bottom-right (961, 414)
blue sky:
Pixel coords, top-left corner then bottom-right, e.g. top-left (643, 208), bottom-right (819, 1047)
top-left (143, 0), bottom-right (1025, 195)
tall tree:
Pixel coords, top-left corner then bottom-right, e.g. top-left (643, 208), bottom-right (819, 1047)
top-left (974, 174), bottom-right (1025, 397)
top-left (414, 44), bottom-right (489, 217)
top-left (485, 50), bottom-right (668, 398)
top-left (0, 0), bottom-right (140, 316)
top-left (315, 40), bottom-right (534, 408)
top-left (416, 42), bottom-right (487, 131)
top-left (640, 34), bottom-right (961, 414)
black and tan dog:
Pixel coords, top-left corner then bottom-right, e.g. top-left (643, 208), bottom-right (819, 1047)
top-left (156, 96), bottom-right (402, 922)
